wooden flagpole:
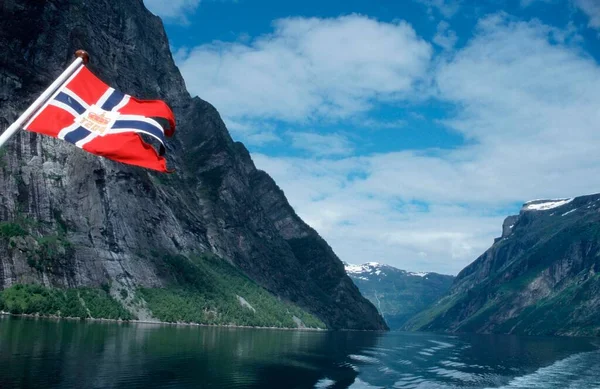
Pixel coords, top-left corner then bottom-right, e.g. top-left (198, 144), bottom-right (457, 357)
top-left (0, 50), bottom-right (90, 149)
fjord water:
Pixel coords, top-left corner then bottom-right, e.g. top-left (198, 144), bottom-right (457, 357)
top-left (1, 316), bottom-right (599, 389)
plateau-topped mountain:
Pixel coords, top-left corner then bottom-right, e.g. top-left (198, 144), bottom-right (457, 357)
top-left (405, 194), bottom-right (600, 336)
top-left (345, 262), bottom-right (454, 329)
top-left (0, 0), bottom-right (387, 330)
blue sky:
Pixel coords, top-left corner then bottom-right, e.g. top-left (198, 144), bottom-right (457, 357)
top-left (144, 0), bottom-right (600, 274)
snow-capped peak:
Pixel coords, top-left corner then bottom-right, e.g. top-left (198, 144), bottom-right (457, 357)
top-left (522, 198), bottom-right (573, 211)
top-left (344, 262), bottom-right (382, 274)
top-left (344, 262), bottom-right (437, 284)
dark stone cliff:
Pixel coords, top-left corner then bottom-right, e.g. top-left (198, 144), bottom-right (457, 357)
top-left (405, 194), bottom-right (600, 336)
top-left (0, 0), bottom-right (387, 330)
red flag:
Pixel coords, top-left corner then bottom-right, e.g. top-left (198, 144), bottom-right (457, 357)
top-left (23, 66), bottom-right (175, 172)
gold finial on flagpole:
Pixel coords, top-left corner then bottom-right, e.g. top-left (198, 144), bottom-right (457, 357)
top-left (75, 50), bottom-right (90, 65)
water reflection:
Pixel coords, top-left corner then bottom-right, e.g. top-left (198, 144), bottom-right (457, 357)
top-left (0, 316), bottom-right (380, 388)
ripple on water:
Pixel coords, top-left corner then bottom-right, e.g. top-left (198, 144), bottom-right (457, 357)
top-left (428, 366), bottom-right (481, 382)
top-left (363, 348), bottom-right (390, 357)
top-left (348, 354), bottom-right (380, 364)
top-left (337, 361), bottom-right (360, 372)
top-left (428, 340), bottom-right (455, 349)
top-left (484, 350), bottom-right (600, 389)
top-left (378, 366), bottom-right (398, 375)
top-left (440, 360), bottom-right (467, 368)
top-left (393, 374), bottom-right (428, 389)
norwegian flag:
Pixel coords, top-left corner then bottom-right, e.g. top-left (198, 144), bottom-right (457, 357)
top-left (23, 65), bottom-right (175, 172)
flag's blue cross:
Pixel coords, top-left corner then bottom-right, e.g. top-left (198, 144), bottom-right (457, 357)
top-left (54, 88), bottom-right (166, 148)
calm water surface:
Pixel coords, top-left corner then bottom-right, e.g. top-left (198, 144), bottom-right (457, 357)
top-left (1, 316), bottom-right (599, 388)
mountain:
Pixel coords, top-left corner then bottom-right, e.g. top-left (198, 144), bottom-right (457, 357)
top-left (344, 262), bottom-right (454, 329)
top-left (405, 194), bottom-right (600, 336)
top-left (0, 0), bottom-right (387, 330)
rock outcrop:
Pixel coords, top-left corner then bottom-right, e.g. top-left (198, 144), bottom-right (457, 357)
top-left (405, 194), bottom-right (600, 336)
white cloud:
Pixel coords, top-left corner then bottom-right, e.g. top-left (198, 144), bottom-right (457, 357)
top-left (176, 15), bottom-right (432, 122)
top-left (574, 0), bottom-right (600, 29)
top-left (288, 132), bottom-right (354, 156)
top-left (144, 0), bottom-right (200, 22)
top-left (250, 15), bottom-right (600, 274)
top-left (433, 21), bottom-right (458, 50)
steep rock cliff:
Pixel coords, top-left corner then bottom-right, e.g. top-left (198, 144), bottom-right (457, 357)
top-left (0, 0), bottom-right (387, 330)
top-left (405, 194), bottom-right (600, 336)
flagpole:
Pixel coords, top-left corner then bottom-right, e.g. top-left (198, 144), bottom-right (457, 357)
top-left (0, 50), bottom-right (90, 149)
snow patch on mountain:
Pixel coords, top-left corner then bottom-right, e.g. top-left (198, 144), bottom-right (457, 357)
top-left (523, 198), bottom-right (573, 211)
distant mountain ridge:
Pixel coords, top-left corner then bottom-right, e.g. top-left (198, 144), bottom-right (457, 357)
top-left (405, 193), bottom-right (600, 336)
top-left (344, 262), bottom-right (454, 329)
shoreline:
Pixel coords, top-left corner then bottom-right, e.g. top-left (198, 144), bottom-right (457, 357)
top-left (0, 311), bottom-right (328, 331)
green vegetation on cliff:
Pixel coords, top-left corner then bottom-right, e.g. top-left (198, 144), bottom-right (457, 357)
top-left (0, 284), bottom-right (135, 320)
top-left (0, 222), bottom-right (27, 238)
top-left (0, 252), bottom-right (325, 329)
top-left (0, 218), bottom-right (74, 273)
top-left (139, 253), bottom-right (325, 328)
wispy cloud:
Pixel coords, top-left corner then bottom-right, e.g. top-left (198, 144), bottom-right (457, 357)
top-left (358, 118), bottom-right (408, 130)
top-left (287, 132), bottom-right (354, 157)
top-left (433, 21), bottom-right (458, 50)
top-left (143, 0), bottom-right (200, 23)
top-left (519, 0), bottom-right (554, 7)
top-left (522, 0), bottom-right (600, 30)
top-left (574, 0), bottom-right (600, 29)
top-left (223, 118), bottom-right (282, 146)
top-left (413, 0), bottom-right (462, 19)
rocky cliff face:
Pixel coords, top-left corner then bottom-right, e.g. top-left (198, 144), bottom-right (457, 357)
top-left (405, 194), bottom-right (600, 336)
top-left (0, 0), bottom-right (387, 330)
top-left (345, 262), bottom-right (454, 329)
